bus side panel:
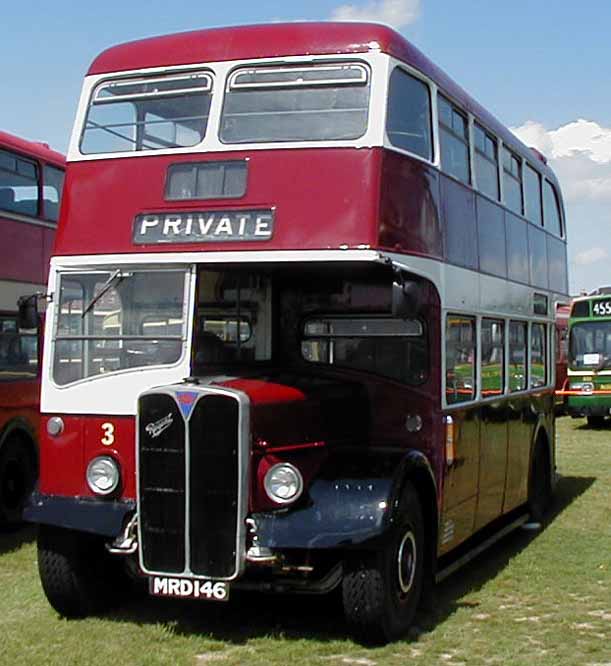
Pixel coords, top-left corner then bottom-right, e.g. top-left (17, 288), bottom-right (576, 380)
top-left (439, 408), bottom-right (479, 554)
top-left (54, 149), bottom-right (382, 256)
top-left (0, 379), bottom-right (40, 438)
top-left (503, 395), bottom-right (537, 512)
top-left (474, 402), bottom-right (508, 530)
top-left (377, 151), bottom-right (443, 259)
top-left (39, 414), bottom-right (136, 498)
top-left (0, 218), bottom-right (46, 286)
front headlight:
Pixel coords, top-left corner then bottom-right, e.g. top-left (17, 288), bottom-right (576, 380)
top-left (570, 382), bottom-right (594, 393)
top-left (263, 463), bottom-right (303, 505)
top-left (86, 456), bottom-right (120, 496)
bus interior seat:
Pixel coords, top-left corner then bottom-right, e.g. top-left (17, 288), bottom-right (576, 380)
top-left (0, 188), bottom-right (15, 210)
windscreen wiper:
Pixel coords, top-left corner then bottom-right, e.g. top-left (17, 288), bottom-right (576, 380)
top-left (81, 269), bottom-right (130, 318)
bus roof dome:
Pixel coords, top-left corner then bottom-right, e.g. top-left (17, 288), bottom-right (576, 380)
top-left (88, 22), bottom-right (410, 75)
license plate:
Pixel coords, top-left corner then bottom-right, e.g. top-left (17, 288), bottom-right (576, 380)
top-left (149, 576), bottom-right (230, 601)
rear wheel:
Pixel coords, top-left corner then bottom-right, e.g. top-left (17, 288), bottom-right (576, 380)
top-left (586, 415), bottom-right (606, 428)
top-left (342, 482), bottom-right (424, 645)
top-left (528, 441), bottom-right (551, 523)
top-left (38, 524), bottom-right (127, 617)
top-left (0, 434), bottom-right (36, 525)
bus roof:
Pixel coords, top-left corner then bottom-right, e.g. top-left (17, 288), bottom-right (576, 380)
top-left (87, 21), bottom-right (558, 183)
top-left (0, 130), bottom-right (65, 167)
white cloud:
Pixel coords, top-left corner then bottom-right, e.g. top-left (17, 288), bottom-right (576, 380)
top-left (330, 0), bottom-right (420, 29)
top-left (575, 247), bottom-right (608, 266)
top-left (512, 119), bottom-right (611, 203)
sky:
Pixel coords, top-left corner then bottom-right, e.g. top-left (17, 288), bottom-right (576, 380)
top-left (2, 0), bottom-right (610, 294)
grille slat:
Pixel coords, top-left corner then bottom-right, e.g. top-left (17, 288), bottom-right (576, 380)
top-left (138, 389), bottom-right (243, 580)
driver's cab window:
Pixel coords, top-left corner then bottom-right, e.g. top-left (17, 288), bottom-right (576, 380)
top-left (194, 270), bottom-right (271, 366)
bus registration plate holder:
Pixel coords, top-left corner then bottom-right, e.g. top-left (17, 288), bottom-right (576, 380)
top-left (149, 576), bottom-right (230, 601)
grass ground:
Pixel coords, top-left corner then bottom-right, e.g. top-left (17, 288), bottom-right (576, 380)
top-left (0, 417), bottom-right (609, 666)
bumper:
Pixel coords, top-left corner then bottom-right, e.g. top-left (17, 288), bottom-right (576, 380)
top-left (24, 492), bottom-right (135, 537)
top-left (567, 396), bottom-right (611, 418)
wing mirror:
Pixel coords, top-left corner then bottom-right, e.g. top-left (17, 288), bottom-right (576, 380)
top-left (392, 279), bottom-right (422, 318)
top-left (17, 294), bottom-right (40, 330)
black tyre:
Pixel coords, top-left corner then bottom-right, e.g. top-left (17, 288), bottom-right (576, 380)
top-left (342, 482), bottom-right (424, 645)
top-left (38, 524), bottom-right (127, 617)
top-left (0, 434), bottom-right (36, 525)
top-left (528, 441), bottom-right (551, 523)
top-left (586, 415), bottom-right (606, 428)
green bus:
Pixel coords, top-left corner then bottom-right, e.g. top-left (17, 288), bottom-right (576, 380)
top-left (563, 289), bottom-right (611, 426)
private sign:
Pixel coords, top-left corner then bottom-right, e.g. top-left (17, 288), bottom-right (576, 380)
top-left (133, 209), bottom-right (274, 244)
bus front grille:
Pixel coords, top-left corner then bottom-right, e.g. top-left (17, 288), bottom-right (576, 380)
top-left (138, 393), bottom-right (186, 573)
top-left (189, 395), bottom-right (240, 578)
top-left (137, 388), bottom-right (244, 580)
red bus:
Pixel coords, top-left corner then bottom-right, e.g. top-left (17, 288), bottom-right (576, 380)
top-left (554, 302), bottom-right (570, 413)
top-left (27, 23), bottom-right (568, 643)
top-left (0, 131), bottom-right (64, 525)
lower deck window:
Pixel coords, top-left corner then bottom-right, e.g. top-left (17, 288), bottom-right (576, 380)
top-left (530, 323), bottom-right (547, 388)
top-left (445, 316), bottom-right (476, 403)
top-left (509, 321), bottom-right (527, 392)
top-left (301, 316), bottom-right (427, 384)
top-left (481, 319), bottom-right (504, 396)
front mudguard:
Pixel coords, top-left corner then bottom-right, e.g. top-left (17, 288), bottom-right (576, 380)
top-left (253, 448), bottom-right (437, 550)
top-left (24, 492), bottom-right (135, 537)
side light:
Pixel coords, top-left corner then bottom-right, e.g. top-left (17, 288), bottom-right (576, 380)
top-left (263, 463), bottom-right (303, 505)
top-left (86, 456), bottom-right (120, 496)
top-left (47, 417), bottom-right (64, 437)
top-left (445, 415), bottom-right (455, 467)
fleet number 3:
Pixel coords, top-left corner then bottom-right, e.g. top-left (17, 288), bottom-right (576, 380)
top-left (101, 422), bottom-right (115, 446)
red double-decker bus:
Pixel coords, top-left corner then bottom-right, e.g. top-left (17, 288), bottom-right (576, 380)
top-left (27, 23), bottom-right (568, 643)
top-left (0, 131), bottom-right (64, 525)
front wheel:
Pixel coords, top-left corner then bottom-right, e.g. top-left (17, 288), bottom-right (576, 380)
top-left (342, 482), bottom-right (424, 645)
top-left (38, 524), bottom-right (127, 617)
top-left (586, 415), bottom-right (606, 428)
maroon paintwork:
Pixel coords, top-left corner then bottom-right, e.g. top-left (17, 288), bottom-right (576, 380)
top-left (0, 131), bottom-right (63, 286)
top-left (39, 23), bottom-right (563, 563)
top-left (0, 132), bottom-right (64, 523)
top-left (55, 149), bottom-right (381, 256)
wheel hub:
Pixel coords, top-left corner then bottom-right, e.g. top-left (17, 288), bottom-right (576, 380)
top-left (397, 529), bottom-right (417, 595)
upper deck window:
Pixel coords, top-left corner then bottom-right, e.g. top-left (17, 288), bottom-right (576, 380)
top-left (220, 63), bottom-right (370, 144)
top-left (543, 180), bottom-right (563, 237)
top-left (0, 149), bottom-right (39, 217)
top-left (524, 164), bottom-right (542, 226)
top-left (80, 71), bottom-right (213, 154)
top-left (386, 68), bottom-right (432, 160)
top-left (503, 148), bottom-right (523, 215)
top-left (474, 123), bottom-right (499, 200)
top-left (438, 96), bottom-right (470, 184)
